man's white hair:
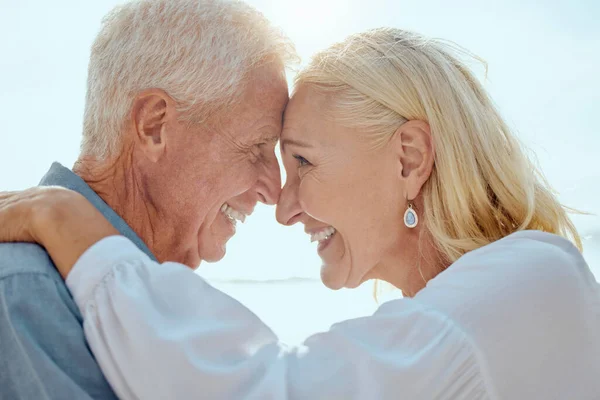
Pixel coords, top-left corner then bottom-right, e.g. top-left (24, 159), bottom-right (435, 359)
top-left (81, 0), bottom-right (297, 159)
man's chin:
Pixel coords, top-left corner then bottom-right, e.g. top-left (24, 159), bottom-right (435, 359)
top-left (177, 253), bottom-right (202, 270)
top-left (200, 244), bottom-right (227, 263)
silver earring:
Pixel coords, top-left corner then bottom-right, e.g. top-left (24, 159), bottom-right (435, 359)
top-left (404, 202), bottom-right (418, 228)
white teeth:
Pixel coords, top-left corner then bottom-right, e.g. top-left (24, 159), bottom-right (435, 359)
top-left (221, 203), bottom-right (246, 225)
top-left (310, 227), bottom-right (336, 243)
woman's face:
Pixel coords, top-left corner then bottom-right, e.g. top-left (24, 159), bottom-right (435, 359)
top-left (276, 85), bottom-right (411, 289)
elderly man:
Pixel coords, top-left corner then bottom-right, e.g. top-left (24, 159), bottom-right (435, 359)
top-left (0, 0), bottom-right (294, 398)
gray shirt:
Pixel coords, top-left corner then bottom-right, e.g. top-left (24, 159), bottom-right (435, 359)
top-left (0, 162), bottom-right (156, 399)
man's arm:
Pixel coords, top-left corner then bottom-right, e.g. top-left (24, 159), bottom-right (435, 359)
top-left (0, 272), bottom-right (118, 399)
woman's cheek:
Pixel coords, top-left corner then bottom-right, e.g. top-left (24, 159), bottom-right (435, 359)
top-left (298, 177), bottom-right (321, 216)
top-left (298, 175), bottom-right (333, 221)
top-left (297, 179), bottom-right (311, 213)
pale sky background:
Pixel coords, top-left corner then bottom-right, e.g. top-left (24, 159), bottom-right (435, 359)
top-left (1, 0), bottom-right (599, 342)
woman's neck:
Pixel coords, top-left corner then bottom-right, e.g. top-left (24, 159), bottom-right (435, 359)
top-left (375, 230), bottom-right (448, 297)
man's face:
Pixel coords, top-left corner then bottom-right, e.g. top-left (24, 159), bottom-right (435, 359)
top-left (149, 62), bottom-right (289, 267)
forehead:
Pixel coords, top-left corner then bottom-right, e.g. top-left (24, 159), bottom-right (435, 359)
top-left (282, 85), bottom-right (371, 154)
top-left (282, 85), bottom-right (333, 141)
top-left (229, 62), bottom-right (289, 142)
top-left (250, 63), bottom-right (289, 108)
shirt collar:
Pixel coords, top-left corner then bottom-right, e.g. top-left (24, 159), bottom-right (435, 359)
top-left (39, 162), bottom-right (157, 262)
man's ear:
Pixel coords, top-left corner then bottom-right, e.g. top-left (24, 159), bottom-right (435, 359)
top-left (390, 120), bottom-right (435, 200)
top-left (130, 89), bottom-right (174, 162)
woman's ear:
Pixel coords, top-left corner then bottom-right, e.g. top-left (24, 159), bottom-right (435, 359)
top-left (390, 120), bottom-right (435, 200)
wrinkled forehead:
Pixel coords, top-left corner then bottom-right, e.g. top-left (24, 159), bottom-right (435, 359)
top-left (225, 62), bottom-right (289, 143)
top-left (260, 66), bottom-right (289, 120)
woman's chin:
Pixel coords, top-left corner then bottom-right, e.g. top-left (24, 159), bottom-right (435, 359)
top-left (320, 263), bottom-right (349, 290)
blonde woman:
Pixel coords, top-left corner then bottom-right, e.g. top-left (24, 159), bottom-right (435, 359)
top-left (1, 29), bottom-right (598, 399)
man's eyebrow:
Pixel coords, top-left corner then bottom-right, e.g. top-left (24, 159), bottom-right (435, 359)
top-left (258, 134), bottom-right (279, 144)
top-left (280, 138), bottom-right (313, 152)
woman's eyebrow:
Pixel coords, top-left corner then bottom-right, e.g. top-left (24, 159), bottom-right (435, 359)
top-left (280, 138), bottom-right (313, 152)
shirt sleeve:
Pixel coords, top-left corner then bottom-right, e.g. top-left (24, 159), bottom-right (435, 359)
top-left (0, 273), bottom-right (118, 400)
top-left (67, 235), bottom-right (491, 400)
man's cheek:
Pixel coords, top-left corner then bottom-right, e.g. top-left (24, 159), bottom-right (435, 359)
top-left (227, 171), bottom-right (255, 196)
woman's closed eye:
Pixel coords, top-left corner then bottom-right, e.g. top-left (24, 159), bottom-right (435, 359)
top-left (293, 154), bottom-right (311, 167)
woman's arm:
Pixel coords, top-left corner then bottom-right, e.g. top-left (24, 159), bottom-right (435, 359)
top-left (67, 236), bottom-right (485, 400)
top-left (0, 188), bottom-right (486, 398)
top-left (0, 187), bottom-right (118, 277)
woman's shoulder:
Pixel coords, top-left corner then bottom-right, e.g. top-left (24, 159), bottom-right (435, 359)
top-left (429, 230), bottom-right (595, 297)
top-left (412, 230), bottom-right (600, 398)
top-left (463, 230), bottom-right (582, 269)
top-left (417, 230), bottom-right (599, 318)
top-left (472, 230), bottom-right (584, 267)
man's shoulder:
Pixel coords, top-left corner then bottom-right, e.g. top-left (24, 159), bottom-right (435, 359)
top-left (0, 242), bottom-right (61, 281)
top-left (0, 244), bottom-right (118, 399)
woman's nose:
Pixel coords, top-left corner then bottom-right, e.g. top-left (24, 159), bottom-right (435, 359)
top-left (276, 176), bottom-right (303, 226)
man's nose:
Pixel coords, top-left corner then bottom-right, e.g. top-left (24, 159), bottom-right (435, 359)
top-left (276, 174), bottom-right (303, 226)
top-left (255, 152), bottom-right (282, 205)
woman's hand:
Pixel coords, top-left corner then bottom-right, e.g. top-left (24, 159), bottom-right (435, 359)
top-left (0, 186), bottom-right (119, 279)
top-left (0, 187), bottom-right (69, 243)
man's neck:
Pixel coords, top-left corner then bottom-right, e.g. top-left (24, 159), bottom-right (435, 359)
top-left (72, 150), bottom-right (160, 260)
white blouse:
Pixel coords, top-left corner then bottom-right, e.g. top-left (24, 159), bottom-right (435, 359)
top-left (66, 230), bottom-right (600, 399)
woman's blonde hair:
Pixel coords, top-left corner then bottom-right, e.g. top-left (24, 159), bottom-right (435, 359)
top-left (295, 28), bottom-right (581, 268)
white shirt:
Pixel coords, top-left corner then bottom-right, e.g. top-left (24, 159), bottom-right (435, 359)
top-left (66, 230), bottom-right (600, 399)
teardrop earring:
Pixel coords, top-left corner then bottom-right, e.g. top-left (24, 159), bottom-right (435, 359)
top-left (404, 202), bottom-right (418, 228)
